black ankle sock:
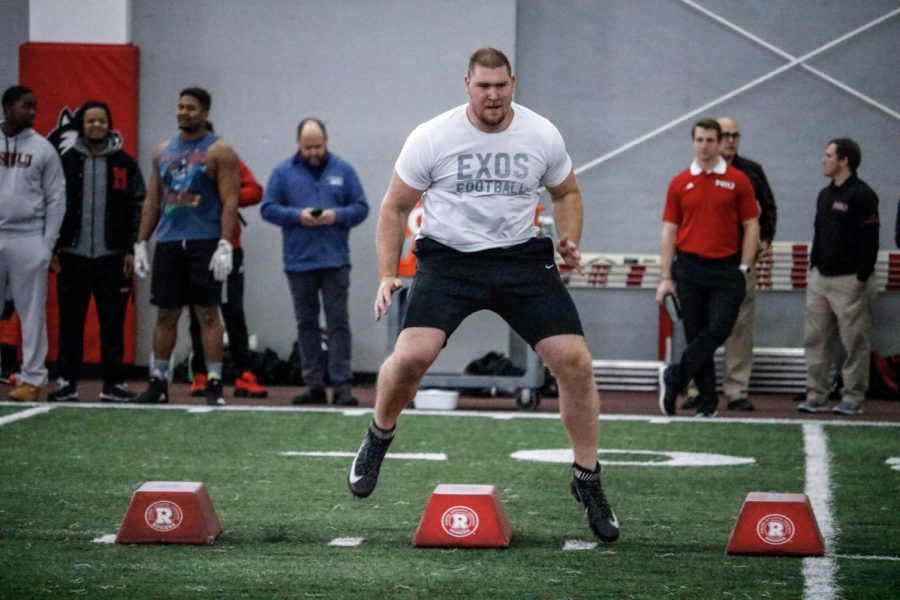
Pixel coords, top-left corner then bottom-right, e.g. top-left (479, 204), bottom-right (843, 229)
top-left (573, 461), bottom-right (600, 482)
top-left (369, 420), bottom-right (396, 441)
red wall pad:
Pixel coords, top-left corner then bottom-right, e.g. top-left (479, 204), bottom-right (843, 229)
top-left (19, 42), bottom-right (140, 364)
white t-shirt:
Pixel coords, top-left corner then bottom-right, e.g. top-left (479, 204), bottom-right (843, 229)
top-left (394, 102), bottom-right (572, 252)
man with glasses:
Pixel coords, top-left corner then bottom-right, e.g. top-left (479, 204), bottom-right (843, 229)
top-left (682, 117), bottom-right (776, 412)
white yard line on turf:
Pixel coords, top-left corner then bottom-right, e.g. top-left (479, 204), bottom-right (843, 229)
top-left (802, 424), bottom-right (837, 600)
top-left (834, 554), bottom-right (900, 562)
top-left (3, 401), bottom-right (898, 428)
top-left (0, 405), bottom-right (54, 427)
top-left (328, 537), bottom-right (363, 547)
top-left (281, 451), bottom-right (447, 461)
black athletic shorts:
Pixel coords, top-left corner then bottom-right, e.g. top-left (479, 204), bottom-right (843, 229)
top-left (150, 239), bottom-right (222, 308)
top-left (402, 236), bottom-right (584, 347)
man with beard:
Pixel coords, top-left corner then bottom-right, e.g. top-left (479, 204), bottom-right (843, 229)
top-left (131, 87), bottom-right (239, 406)
top-left (261, 117), bottom-right (369, 406)
top-left (0, 85), bottom-right (66, 402)
top-left (345, 48), bottom-right (619, 543)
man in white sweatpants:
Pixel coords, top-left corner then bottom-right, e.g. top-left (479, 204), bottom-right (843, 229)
top-left (0, 85), bottom-right (66, 401)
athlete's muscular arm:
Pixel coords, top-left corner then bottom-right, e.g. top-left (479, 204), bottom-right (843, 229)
top-left (656, 222), bottom-right (678, 304)
top-left (374, 172), bottom-right (425, 321)
top-left (210, 141), bottom-right (240, 242)
top-left (547, 170), bottom-right (584, 275)
top-left (136, 143), bottom-right (166, 244)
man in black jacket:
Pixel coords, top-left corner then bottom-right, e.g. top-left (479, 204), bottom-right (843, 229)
top-left (683, 116), bottom-right (777, 412)
top-left (799, 138), bottom-right (879, 415)
top-left (52, 101), bottom-right (145, 402)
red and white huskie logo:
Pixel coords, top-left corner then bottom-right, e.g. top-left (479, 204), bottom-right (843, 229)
top-left (47, 106), bottom-right (124, 156)
top-left (441, 505), bottom-right (479, 538)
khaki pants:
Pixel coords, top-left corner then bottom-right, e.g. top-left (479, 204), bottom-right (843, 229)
top-left (687, 263), bottom-right (757, 401)
top-left (804, 267), bottom-right (875, 406)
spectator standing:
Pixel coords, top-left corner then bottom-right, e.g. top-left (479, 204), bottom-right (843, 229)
top-left (261, 118), bottom-right (368, 406)
top-left (799, 138), bottom-right (879, 415)
top-left (51, 101), bottom-right (145, 402)
top-left (131, 87), bottom-right (239, 406)
top-left (657, 118), bottom-right (760, 418)
top-left (0, 85), bottom-right (66, 402)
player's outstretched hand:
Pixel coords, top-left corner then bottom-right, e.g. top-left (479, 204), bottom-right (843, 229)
top-left (374, 276), bottom-right (402, 321)
top-left (557, 236), bottom-right (583, 275)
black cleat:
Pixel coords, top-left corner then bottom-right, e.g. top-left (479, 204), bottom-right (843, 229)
top-left (332, 389), bottom-right (359, 407)
top-left (658, 365), bottom-right (678, 416)
top-left (571, 465), bottom-right (620, 543)
top-left (292, 388), bottom-right (327, 405)
top-left (100, 382), bottom-right (137, 403)
top-left (205, 377), bottom-right (226, 406)
top-left (133, 377), bottom-right (168, 404)
top-left (348, 424), bottom-right (394, 498)
top-left (48, 378), bottom-right (79, 402)
top-left (727, 397), bottom-right (755, 411)
top-left (695, 396), bottom-right (719, 418)
top-left (681, 395), bottom-right (701, 410)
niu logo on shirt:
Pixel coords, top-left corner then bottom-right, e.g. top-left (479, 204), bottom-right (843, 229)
top-left (714, 179), bottom-right (735, 190)
top-left (832, 201), bottom-right (849, 212)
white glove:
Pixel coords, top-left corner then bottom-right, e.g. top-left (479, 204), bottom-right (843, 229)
top-left (133, 241), bottom-right (150, 279)
top-left (209, 239), bottom-right (233, 282)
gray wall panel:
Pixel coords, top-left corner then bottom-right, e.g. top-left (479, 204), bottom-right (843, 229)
top-left (131, 0), bottom-right (518, 372)
top-left (0, 0), bottom-right (28, 85)
top-left (2, 0), bottom-right (896, 373)
top-left (518, 0), bottom-right (899, 358)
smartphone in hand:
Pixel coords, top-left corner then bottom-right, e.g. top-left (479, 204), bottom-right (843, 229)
top-left (663, 293), bottom-right (681, 322)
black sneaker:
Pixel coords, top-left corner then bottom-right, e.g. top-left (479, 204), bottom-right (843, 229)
top-left (132, 378), bottom-right (168, 404)
top-left (570, 464), bottom-right (620, 543)
top-left (726, 397), bottom-right (755, 411)
top-left (205, 378), bottom-right (226, 406)
top-left (100, 382), bottom-right (137, 403)
top-left (658, 365), bottom-right (678, 416)
top-left (332, 389), bottom-right (359, 407)
top-left (695, 396), bottom-right (719, 418)
top-left (348, 423), bottom-right (394, 498)
top-left (681, 395), bottom-right (701, 410)
top-left (48, 378), bottom-right (78, 402)
top-left (292, 388), bottom-right (327, 405)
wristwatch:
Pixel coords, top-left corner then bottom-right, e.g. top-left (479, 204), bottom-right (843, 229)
top-left (739, 264), bottom-right (750, 274)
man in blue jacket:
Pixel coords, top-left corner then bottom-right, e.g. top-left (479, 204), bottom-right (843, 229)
top-left (261, 118), bottom-right (368, 406)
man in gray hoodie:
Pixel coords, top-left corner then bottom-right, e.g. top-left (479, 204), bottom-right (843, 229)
top-left (0, 85), bottom-right (66, 402)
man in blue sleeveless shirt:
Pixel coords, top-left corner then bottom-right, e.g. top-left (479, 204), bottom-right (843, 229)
top-left (131, 87), bottom-right (240, 405)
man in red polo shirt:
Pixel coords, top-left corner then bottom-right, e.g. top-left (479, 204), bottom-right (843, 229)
top-left (656, 118), bottom-right (760, 417)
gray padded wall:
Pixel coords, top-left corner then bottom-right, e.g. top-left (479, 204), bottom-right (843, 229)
top-left (517, 0), bottom-right (899, 358)
top-left (0, 0), bottom-right (28, 85)
top-left (131, 0), bottom-right (518, 372)
top-left (2, 1), bottom-right (896, 370)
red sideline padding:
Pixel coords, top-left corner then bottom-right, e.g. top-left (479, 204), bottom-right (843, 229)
top-left (116, 482), bottom-right (222, 545)
top-left (726, 492), bottom-right (824, 556)
top-left (414, 484), bottom-right (513, 548)
top-left (20, 42), bottom-right (140, 365)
